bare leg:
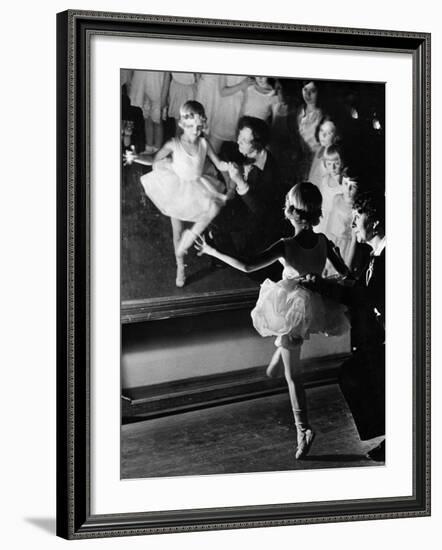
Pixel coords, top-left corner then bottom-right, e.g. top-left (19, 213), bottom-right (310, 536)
top-left (280, 344), bottom-right (307, 427)
top-left (170, 218), bottom-right (186, 287)
top-left (145, 117), bottom-right (154, 149)
top-left (266, 347), bottom-right (283, 378)
top-left (176, 204), bottom-right (221, 257)
top-left (280, 339), bottom-right (315, 459)
top-left (153, 121), bottom-right (164, 150)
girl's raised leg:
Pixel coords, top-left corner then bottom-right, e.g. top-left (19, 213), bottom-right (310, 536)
top-left (280, 340), bottom-right (315, 459)
top-left (176, 204), bottom-right (220, 257)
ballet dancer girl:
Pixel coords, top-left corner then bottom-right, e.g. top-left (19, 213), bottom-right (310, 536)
top-left (195, 182), bottom-right (351, 459)
top-left (140, 100), bottom-right (230, 287)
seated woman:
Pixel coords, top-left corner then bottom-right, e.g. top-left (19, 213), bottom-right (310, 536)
top-left (209, 116), bottom-right (288, 280)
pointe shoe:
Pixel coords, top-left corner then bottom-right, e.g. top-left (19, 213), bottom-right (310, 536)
top-left (295, 428), bottom-right (315, 460)
top-left (176, 229), bottom-right (198, 257)
top-left (266, 348), bottom-right (283, 378)
top-left (175, 263), bottom-right (186, 287)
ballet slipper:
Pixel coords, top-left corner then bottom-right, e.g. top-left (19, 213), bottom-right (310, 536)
top-left (266, 348), bottom-right (283, 378)
top-left (176, 229), bottom-right (199, 257)
top-left (175, 262), bottom-right (186, 288)
top-left (295, 428), bottom-right (315, 460)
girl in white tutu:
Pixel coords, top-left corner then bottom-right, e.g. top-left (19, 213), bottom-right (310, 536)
top-left (140, 100), bottom-right (230, 287)
top-left (195, 182), bottom-right (351, 459)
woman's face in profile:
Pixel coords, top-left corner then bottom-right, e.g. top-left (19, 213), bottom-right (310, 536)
top-left (302, 82), bottom-right (318, 105)
top-left (237, 127), bottom-right (257, 157)
top-left (352, 209), bottom-right (375, 243)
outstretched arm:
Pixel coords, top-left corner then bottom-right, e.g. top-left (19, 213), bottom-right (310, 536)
top-left (205, 139), bottom-right (230, 173)
top-left (218, 75), bottom-right (253, 97)
top-left (195, 236), bottom-right (285, 273)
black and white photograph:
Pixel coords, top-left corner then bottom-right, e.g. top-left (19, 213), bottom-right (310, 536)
top-left (120, 70), bottom-right (386, 479)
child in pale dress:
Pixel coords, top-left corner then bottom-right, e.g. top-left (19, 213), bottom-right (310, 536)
top-left (310, 126), bottom-right (343, 236)
top-left (308, 116), bottom-right (339, 188)
top-left (195, 182), bottom-right (351, 459)
top-left (196, 73), bottom-right (221, 139)
top-left (322, 146), bottom-right (358, 269)
top-left (297, 80), bottom-right (323, 178)
top-left (241, 76), bottom-right (278, 122)
top-left (163, 72), bottom-right (197, 132)
top-left (129, 70), bottom-right (168, 153)
top-left (312, 129), bottom-right (346, 276)
top-left (210, 74), bottom-right (253, 153)
top-left (140, 101), bottom-right (231, 287)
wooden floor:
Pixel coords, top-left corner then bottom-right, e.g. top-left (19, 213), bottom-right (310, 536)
top-left (121, 383), bottom-right (383, 479)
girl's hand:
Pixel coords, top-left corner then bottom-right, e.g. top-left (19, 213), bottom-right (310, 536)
top-left (241, 76), bottom-right (254, 90)
top-left (123, 147), bottom-right (137, 166)
top-left (227, 162), bottom-right (242, 182)
top-left (194, 235), bottom-right (215, 257)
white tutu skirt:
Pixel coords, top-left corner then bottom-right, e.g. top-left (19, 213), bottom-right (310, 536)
top-left (251, 278), bottom-right (350, 341)
top-left (140, 159), bottom-right (226, 222)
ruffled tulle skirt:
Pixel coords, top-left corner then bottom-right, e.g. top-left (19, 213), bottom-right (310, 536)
top-left (140, 159), bottom-right (226, 222)
top-left (251, 277), bottom-right (350, 341)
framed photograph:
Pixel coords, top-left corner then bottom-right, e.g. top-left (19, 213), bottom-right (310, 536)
top-left (57, 9), bottom-right (431, 539)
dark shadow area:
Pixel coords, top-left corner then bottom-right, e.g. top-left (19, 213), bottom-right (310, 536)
top-left (25, 517), bottom-right (56, 535)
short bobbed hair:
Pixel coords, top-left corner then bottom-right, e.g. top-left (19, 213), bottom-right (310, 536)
top-left (285, 182), bottom-right (323, 227)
